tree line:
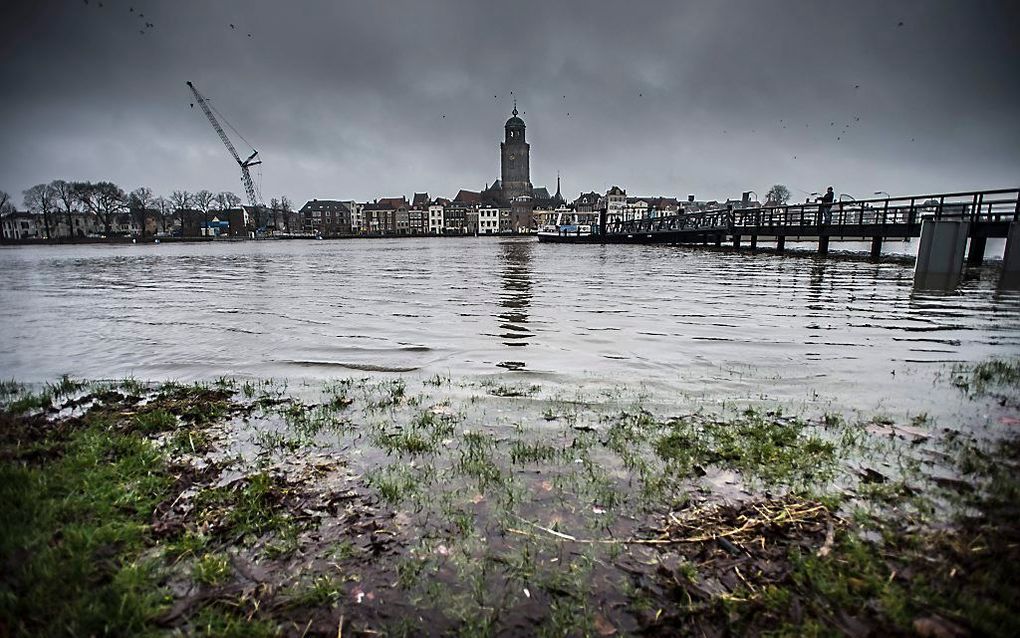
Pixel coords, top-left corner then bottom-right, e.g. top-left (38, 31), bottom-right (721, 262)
top-left (1, 181), bottom-right (295, 238)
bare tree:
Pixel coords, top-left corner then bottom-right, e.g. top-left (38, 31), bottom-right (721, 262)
top-left (23, 183), bottom-right (57, 239)
top-left (194, 190), bottom-right (215, 237)
top-left (127, 187), bottom-right (155, 238)
top-left (154, 196), bottom-right (171, 234)
top-left (0, 191), bottom-right (13, 223)
top-left (766, 184), bottom-right (791, 206)
top-left (279, 195), bottom-right (293, 232)
top-left (169, 190), bottom-right (192, 236)
top-left (73, 181), bottom-right (125, 235)
top-left (50, 180), bottom-right (78, 237)
top-left (268, 197), bottom-right (280, 231)
top-left (215, 191), bottom-right (242, 210)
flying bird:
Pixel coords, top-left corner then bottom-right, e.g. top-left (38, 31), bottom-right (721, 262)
top-left (230, 24), bottom-right (235, 29)
top-left (129, 6), bottom-right (133, 12)
top-left (897, 21), bottom-right (904, 27)
top-left (854, 85), bottom-right (860, 89)
top-left (248, 33), bottom-right (252, 38)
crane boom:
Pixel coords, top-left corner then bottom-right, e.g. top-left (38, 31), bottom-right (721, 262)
top-left (186, 81), bottom-right (261, 209)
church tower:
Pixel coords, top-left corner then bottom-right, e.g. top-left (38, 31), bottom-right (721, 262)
top-left (500, 102), bottom-right (532, 202)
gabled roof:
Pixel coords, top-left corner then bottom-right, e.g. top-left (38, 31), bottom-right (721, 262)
top-left (532, 187), bottom-right (551, 200)
top-left (377, 196), bottom-right (408, 209)
top-left (411, 192), bottom-right (430, 207)
top-left (453, 190), bottom-right (482, 205)
top-left (606, 185), bottom-right (626, 196)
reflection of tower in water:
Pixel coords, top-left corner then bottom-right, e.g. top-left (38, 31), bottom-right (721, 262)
top-left (497, 240), bottom-right (534, 347)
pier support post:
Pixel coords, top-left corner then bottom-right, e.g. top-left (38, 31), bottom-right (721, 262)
top-left (914, 219), bottom-right (970, 289)
top-left (1001, 221), bottom-right (1020, 289)
top-left (714, 235), bottom-right (722, 247)
top-left (732, 235), bottom-right (741, 248)
top-left (870, 237), bottom-right (882, 260)
top-left (750, 235), bottom-right (758, 250)
top-left (967, 236), bottom-right (987, 266)
top-left (776, 236), bottom-right (785, 254)
top-left (818, 236), bottom-right (829, 256)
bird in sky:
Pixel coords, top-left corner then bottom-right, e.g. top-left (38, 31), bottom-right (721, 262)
top-left (854, 84), bottom-right (860, 89)
top-left (230, 24), bottom-right (235, 29)
top-left (190, 103), bottom-right (194, 108)
top-left (898, 21), bottom-right (904, 27)
top-left (129, 6), bottom-right (133, 12)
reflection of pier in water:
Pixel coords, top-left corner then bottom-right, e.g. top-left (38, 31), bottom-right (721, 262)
top-left (496, 240), bottom-right (534, 347)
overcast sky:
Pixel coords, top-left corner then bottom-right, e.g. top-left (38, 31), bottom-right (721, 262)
top-left (1, 0), bottom-right (1018, 207)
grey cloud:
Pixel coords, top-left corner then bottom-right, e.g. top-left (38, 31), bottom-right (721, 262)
top-left (1, 0), bottom-right (1018, 208)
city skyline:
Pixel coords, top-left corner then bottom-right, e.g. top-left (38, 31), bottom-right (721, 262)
top-left (1, 1), bottom-right (1018, 208)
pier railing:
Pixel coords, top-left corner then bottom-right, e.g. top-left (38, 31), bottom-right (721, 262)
top-left (609, 188), bottom-right (1020, 235)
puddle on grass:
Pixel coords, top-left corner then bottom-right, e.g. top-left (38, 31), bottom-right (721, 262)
top-left (9, 361), bottom-right (1020, 635)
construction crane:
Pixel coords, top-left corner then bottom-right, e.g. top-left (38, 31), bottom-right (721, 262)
top-left (186, 81), bottom-right (263, 210)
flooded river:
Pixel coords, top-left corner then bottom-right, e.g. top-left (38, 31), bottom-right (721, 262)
top-left (1, 238), bottom-right (1018, 417)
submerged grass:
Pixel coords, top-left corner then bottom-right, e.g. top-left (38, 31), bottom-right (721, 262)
top-left (1, 367), bottom-right (1018, 636)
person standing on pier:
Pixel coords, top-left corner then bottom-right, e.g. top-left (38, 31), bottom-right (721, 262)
top-left (817, 186), bottom-right (835, 225)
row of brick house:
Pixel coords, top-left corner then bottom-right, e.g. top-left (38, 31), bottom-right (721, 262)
top-left (2, 186), bottom-right (755, 241)
top-left (297, 186), bottom-right (748, 238)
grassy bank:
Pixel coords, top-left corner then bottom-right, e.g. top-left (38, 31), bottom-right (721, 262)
top-left (1, 362), bottom-right (1018, 636)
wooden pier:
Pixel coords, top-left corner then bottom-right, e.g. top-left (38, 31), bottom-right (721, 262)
top-left (539, 188), bottom-right (1020, 288)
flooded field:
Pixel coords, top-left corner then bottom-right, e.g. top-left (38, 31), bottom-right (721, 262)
top-left (1, 237), bottom-right (1018, 417)
top-left (1, 238), bottom-right (1019, 635)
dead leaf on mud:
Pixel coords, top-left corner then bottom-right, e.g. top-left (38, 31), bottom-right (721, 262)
top-left (913, 615), bottom-right (969, 638)
top-left (593, 613), bottom-right (617, 636)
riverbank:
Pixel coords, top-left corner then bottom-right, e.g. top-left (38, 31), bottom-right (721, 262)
top-left (1, 362), bottom-right (1018, 636)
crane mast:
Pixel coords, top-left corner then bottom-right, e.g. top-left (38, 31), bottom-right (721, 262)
top-left (186, 81), bottom-right (262, 209)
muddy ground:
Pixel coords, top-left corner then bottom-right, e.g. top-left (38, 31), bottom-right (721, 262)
top-left (1, 362), bottom-right (1018, 636)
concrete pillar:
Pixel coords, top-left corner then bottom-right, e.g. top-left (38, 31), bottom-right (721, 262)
top-left (967, 236), bottom-right (987, 266)
top-left (818, 236), bottom-right (829, 256)
top-left (1001, 221), bottom-right (1020, 290)
top-left (732, 234), bottom-right (741, 248)
top-left (776, 236), bottom-right (786, 254)
top-left (914, 219), bottom-right (970, 289)
top-left (750, 235), bottom-right (758, 250)
top-left (870, 237), bottom-right (882, 260)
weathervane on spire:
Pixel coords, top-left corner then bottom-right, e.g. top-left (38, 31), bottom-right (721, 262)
top-left (512, 99), bottom-right (518, 117)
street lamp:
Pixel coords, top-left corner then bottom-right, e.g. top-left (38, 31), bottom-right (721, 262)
top-left (873, 191), bottom-right (890, 198)
top-left (839, 194), bottom-right (856, 202)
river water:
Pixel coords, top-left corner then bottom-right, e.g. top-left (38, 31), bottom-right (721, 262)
top-left (1, 238), bottom-right (1018, 419)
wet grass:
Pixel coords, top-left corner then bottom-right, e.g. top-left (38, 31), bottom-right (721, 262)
top-left (1, 366), bottom-right (1018, 635)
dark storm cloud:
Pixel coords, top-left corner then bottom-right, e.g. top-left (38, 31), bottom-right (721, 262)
top-left (1, 0), bottom-right (1018, 207)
